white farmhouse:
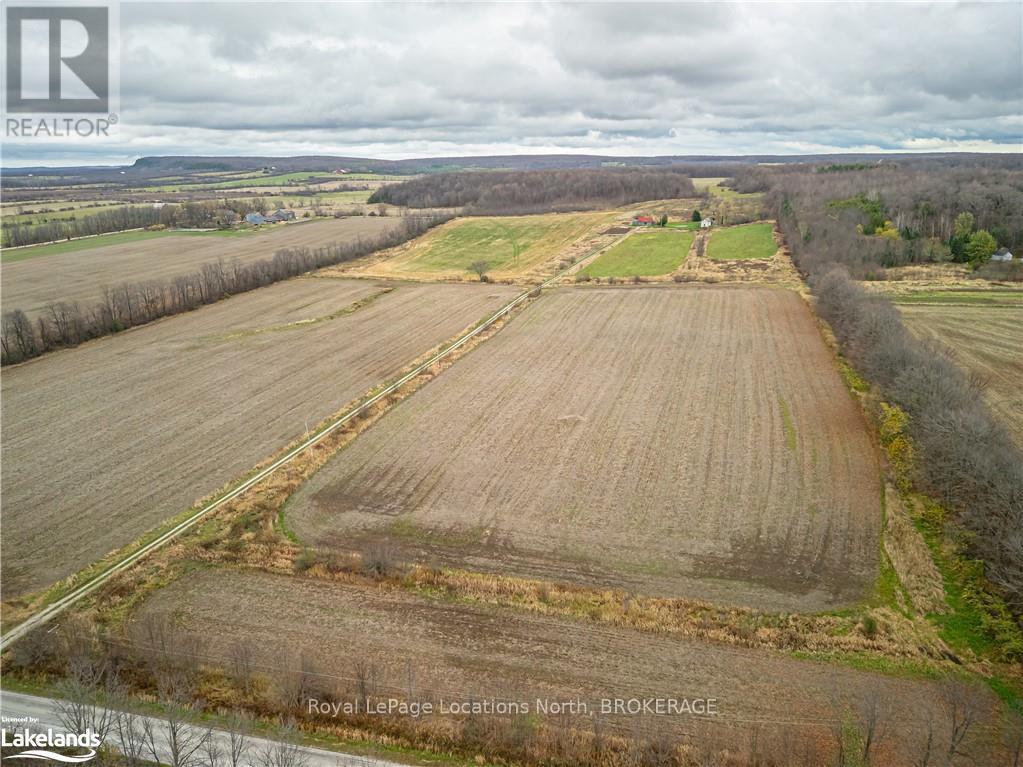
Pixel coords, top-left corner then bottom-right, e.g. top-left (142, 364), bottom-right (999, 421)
top-left (700, 217), bottom-right (715, 229)
top-left (991, 247), bottom-right (1014, 262)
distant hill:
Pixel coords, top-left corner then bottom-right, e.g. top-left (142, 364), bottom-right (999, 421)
top-left (3, 152), bottom-right (1020, 179)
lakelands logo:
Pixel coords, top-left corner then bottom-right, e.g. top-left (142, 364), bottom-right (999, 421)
top-left (1, 727), bottom-right (101, 762)
top-left (2, 1), bottom-right (120, 138)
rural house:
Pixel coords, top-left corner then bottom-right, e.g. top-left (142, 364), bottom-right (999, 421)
top-left (991, 247), bottom-right (1014, 262)
top-left (244, 212), bottom-right (266, 225)
top-left (700, 217), bottom-right (715, 228)
top-left (264, 209), bottom-right (297, 223)
top-left (631, 215), bottom-right (655, 226)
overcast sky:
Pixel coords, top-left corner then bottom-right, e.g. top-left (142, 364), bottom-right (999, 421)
top-left (5, 1), bottom-right (1022, 166)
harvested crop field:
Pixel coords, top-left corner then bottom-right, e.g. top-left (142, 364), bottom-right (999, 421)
top-left (289, 286), bottom-right (881, 611)
top-left (706, 222), bottom-right (778, 261)
top-left (0, 278), bottom-right (517, 597)
top-left (134, 569), bottom-right (1004, 765)
top-left (347, 212), bottom-right (613, 280)
top-left (899, 302), bottom-right (1023, 447)
top-left (1, 216), bottom-right (402, 319)
top-left (580, 229), bottom-right (693, 277)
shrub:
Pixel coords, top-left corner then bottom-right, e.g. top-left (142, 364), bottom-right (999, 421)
top-left (361, 543), bottom-right (401, 577)
top-left (878, 403), bottom-right (914, 490)
top-left (294, 550), bottom-right (319, 572)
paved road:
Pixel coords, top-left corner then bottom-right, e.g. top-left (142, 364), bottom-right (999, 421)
top-left (0, 691), bottom-right (410, 767)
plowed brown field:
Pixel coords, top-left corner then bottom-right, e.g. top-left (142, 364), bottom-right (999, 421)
top-left (1, 216), bottom-right (402, 319)
top-left (135, 570), bottom-right (1004, 766)
top-left (289, 286), bottom-right (881, 611)
top-left (0, 278), bottom-right (517, 597)
top-left (899, 303), bottom-right (1023, 447)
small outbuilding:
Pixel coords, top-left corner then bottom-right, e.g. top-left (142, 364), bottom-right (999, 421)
top-left (991, 247), bottom-right (1014, 262)
top-left (632, 215), bottom-right (655, 227)
top-left (700, 217), bottom-right (715, 229)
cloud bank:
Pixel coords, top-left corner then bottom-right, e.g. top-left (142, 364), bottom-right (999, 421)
top-left (5, 1), bottom-right (1021, 165)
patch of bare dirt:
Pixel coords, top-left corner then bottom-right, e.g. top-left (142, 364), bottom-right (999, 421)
top-left (132, 569), bottom-right (1008, 767)
top-left (1, 217), bottom-right (403, 319)
top-left (289, 286), bottom-right (882, 611)
top-left (0, 278), bottom-right (517, 597)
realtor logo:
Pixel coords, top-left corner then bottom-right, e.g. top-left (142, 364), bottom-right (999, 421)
top-left (5, 4), bottom-right (110, 112)
top-left (1, 726), bottom-right (101, 762)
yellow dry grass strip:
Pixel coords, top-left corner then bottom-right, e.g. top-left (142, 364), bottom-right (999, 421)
top-left (883, 485), bottom-right (946, 615)
top-left (400, 568), bottom-right (946, 661)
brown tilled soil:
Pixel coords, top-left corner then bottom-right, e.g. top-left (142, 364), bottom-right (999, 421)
top-left (0, 278), bottom-right (518, 597)
top-left (289, 286), bottom-right (881, 611)
top-left (899, 303), bottom-right (1023, 447)
top-left (134, 570), bottom-right (1006, 766)
top-left (1, 217), bottom-right (402, 319)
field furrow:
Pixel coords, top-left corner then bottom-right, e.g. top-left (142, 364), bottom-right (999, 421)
top-left (898, 303), bottom-right (1023, 447)
top-left (1, 216), bottom-right (403, 319)
top-left (134, 570), bottom-right (1003, 766)
top-left (0, 278), bottom-right (518, 597)
top-left (289, 285), bottom-right (881, 610)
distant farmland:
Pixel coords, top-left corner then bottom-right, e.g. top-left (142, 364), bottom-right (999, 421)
top-left (289, 286), bottom-right (881, 611)
top-left (349, 212), bottom-right (614, 280)
top-left (0, 278), bottom-right (517, 596)
top-left (581, 229), bottom-right (693, 277)
top-left (1, 216), bottom-right (403, 319)
top-left (706, 222), bottom-right (778, 260)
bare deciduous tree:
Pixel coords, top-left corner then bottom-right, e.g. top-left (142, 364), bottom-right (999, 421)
top-left (142, 680), bottom-right (209, 767)
top-left (229, 639), bottom-right (257, 696)
top-left (224, 713), bottom-right (252, 767)
top-left (199, 727), bottom-right (222, 767)
top-left (3, 215), bottom-right (453, 366)
top-left (277, 650), bottom-right (320, 713)
top-left (253, 721), bottom-right (308, 767)
top-left (55, 656), bottom-right (122, 744)
top-left (941, 679), bottom-right (984, 762)
top-left (469, 260), bottom-right (490, 281)
top-left (857, 683), bottom-right (891, 763)
top-left (115, 707), bottom-right (148, 767)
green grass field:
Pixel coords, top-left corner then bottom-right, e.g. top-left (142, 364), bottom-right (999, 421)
top-left (1, 227), bottom-right (255, 262)
top-left (706, 222), bottom-right (777, 261)
top-left (381, 212), bottom-right (609, 276)
top-left (581, 230), bottom-right (693, 277)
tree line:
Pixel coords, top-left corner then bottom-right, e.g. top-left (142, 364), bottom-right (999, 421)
top-left (368, 168), bottom-right (697, 214)
top-left (732, 164), bottom-right (1023, 275)
top-left (2, 199), bottom-right (294, 248)
top-left (1, 213), bottom-right (452, 365)
top-left (767, 169), bottom-right (1023, 616)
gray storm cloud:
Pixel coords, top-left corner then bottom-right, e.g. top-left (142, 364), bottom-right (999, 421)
top-left (5, 1), bottom-right (1021, 165)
